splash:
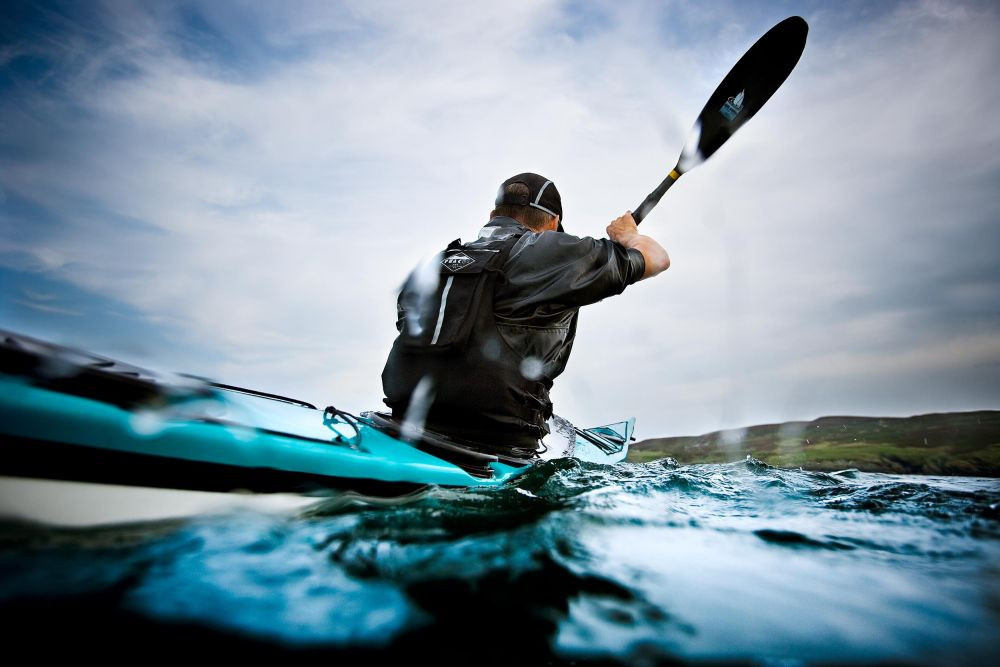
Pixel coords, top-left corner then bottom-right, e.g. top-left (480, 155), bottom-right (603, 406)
top-left (403, 252), bottom-right (442, 338)
top-left (677, 120), bottom-right (705, 173)
top-left (544, 414), bottom-right (578, 459)
top-left (400, 375), bottom-right (435, 442)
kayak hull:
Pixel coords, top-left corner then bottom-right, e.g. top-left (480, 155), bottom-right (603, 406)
top-left (0, 330), bottom-right (633, 524)
top-left (0, 375), bottom-right (532, 495)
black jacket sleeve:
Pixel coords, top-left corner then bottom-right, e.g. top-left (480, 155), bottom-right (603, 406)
top-left (495, 231), bottom-right (645, 319)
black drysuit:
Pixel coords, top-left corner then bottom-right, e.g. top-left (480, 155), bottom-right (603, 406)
top-left (382, 216), bottom-right (645, 456)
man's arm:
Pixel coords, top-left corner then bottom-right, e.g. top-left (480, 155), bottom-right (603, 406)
top-left (606, 212), bottom-right (670, 280)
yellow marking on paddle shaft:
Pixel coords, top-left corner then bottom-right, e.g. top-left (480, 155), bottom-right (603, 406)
top-left (669, 169), bottom-right (680, 180)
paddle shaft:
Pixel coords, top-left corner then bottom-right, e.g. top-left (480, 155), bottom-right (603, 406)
top-left (633, 168), bottom-right (680, 225)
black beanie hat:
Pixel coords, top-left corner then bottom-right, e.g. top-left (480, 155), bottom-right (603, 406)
top-left (495, 172), bottom-right (563, 230)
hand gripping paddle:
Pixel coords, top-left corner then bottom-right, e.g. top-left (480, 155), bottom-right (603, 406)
top-left (633, 16), bottom-right (809, 224)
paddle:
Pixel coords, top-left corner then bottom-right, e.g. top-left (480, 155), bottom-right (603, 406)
top-left (632, 16), bottom-right (809, 224)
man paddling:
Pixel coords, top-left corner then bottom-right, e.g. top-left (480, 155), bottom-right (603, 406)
top-left (381, 173), bottom-right (670, 458)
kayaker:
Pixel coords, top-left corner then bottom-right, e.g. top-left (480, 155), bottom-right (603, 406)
top-left (381, 172), bottom-right (670, 458)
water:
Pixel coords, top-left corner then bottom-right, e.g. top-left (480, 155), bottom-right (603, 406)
top-left (1, 458), bottom-right (998, 664)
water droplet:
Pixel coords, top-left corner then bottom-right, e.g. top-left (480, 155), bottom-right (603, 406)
top-left (130, 409), bottom-right (165, 437)
top-left (226, 423), bottom-right (258, 442)
top-left (519, 357), bottom-right (544, 380)
top-left (721, 427), bottom-right (746, 447)
top-left (481, 338), bottom-right (501, 361)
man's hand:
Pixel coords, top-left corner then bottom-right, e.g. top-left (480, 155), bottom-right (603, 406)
top-left (606, 212), bottom-right (640, 246)
top-left (606, 210), bottom-right (670, 280)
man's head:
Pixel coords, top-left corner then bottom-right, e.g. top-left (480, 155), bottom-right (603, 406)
top-left (490, 172), bottom-right (563, 232)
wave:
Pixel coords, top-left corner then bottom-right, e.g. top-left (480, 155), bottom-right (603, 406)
top-left (0, 460), bottom-right (998, 662)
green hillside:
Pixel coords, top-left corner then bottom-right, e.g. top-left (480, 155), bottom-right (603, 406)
top-left (628, 411), bottom-right (1000, 476)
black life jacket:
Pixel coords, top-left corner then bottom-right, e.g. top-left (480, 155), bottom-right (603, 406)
top-left (381, 230), bottom-right (553, 448)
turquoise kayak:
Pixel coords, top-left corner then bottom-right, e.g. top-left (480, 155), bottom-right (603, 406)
top-left (0, 331), bottom-right (633, 499)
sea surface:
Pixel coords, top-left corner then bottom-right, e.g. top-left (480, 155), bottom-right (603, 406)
top-left (1, 459), bottom-right (998, 665)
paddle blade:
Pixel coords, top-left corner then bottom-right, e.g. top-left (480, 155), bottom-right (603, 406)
top-left (680, 16), bottom-right (808, 172)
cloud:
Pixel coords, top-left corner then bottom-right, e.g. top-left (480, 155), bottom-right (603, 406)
top-left (15, 298), bottom-right (82, 317)
top-left (1, 0), bottom-right (998, 436)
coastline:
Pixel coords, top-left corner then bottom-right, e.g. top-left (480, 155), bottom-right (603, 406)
top-left (629, 410), bottom-right (1000, 477)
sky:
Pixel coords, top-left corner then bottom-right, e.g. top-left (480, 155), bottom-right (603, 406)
top-left (1, 0), bottom-right (998, 439)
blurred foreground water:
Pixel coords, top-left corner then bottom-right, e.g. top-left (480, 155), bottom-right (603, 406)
top-left (1, 458), bottom-right (998, 665)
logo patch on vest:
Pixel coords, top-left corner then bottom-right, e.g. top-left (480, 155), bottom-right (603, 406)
top-left (441, 251), bottom-right (475, 272)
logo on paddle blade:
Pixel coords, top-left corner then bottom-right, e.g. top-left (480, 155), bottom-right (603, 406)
top-left (441, 251), bottom-right (475, 272)
top-left (720, 90), bottom-right (745, 121)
